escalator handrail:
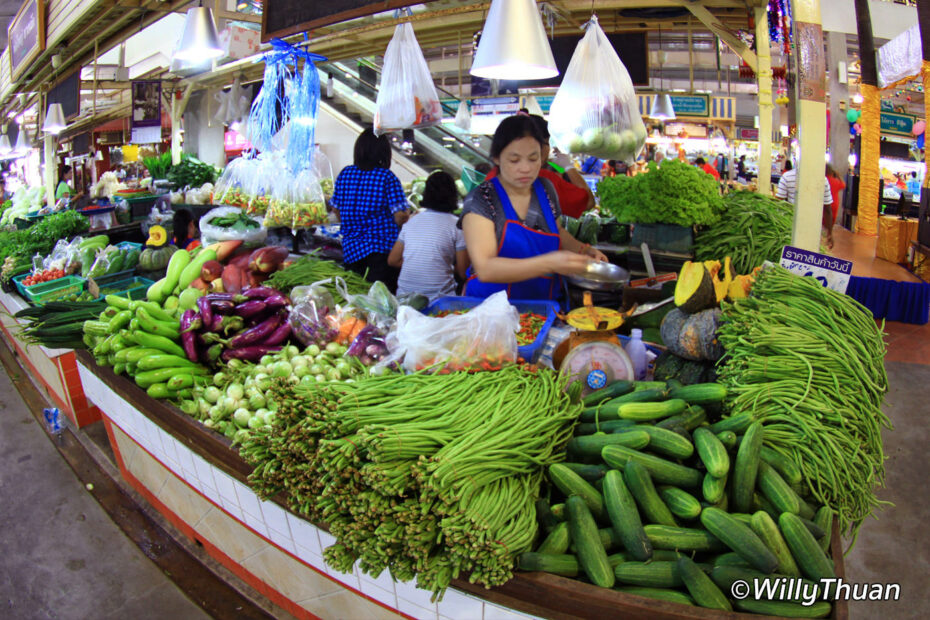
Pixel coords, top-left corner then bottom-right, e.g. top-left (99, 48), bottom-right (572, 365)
top-left (325, 60), bottom-right (491, 165)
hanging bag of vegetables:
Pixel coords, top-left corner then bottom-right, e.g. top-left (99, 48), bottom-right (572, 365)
top-left (373, 21), bottom-right (442, 135)
top-left (548, 16), bottom-right (647, 163)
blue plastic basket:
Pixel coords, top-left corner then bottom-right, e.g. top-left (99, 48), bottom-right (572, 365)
top-left (424, 296), bottom-right (559, 363)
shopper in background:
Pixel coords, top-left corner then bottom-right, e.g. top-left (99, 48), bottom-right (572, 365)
top-left (736, 155), bottom-right (748, 181)
top-left (694, 157), bottom-right (721, 180)
top-left (460, 114), bottom-right (606, 302)
top-left (0, 177), bottom-right (10, 202)
top-left (388, 171), bottom-right (469, 302)
top-left (483, 115), bottom-right (595, 217)
top-left (331, 127), bottom-right (409, 292)
top-left (172, 208), bottom-right (201, 252)
top-left (825, 165), bottom-right (846, 250)
top-left (775, 164), bottom-right (834, 248)
top-left (906, 171), bottom-right (921, 198)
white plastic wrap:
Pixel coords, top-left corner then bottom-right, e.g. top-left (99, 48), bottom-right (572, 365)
top-left (548, 16), bottom-right (647, 164)
top-left (200, 206), bottom-right (268, 247)
top-left (877, 24), bottom-right (921, 89)
top-left (385, 291), bottom-right (519, 372)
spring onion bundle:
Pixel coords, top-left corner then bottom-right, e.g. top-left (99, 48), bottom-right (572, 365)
top-left (717, 266), bottom-right (890, 542)
top-left (240, 366), bottom-right (580, 599)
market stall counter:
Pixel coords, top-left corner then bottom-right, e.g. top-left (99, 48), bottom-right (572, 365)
top-left (0, 289), bottom-right (100, 427)
top-left (73, 350), bottom-right (848, 620)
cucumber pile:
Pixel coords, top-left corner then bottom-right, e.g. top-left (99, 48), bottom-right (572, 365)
top-left (522, 379), bottom-right (837, 618)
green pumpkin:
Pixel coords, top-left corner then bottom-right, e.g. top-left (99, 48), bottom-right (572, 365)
top-left (139, 245), bottom-right (178, 271)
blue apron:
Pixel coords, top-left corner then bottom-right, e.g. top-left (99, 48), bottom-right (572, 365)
top-left (464, 178), bottom-right (562, 301)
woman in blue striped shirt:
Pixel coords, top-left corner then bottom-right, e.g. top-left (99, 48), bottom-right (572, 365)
top-left (331, 128), bottom-right (410, 292)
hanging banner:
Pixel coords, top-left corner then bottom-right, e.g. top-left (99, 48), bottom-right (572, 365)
top-left (130, 81), bottom-right (162, 144)
top-left (9, 0), bottom-right (45, 80)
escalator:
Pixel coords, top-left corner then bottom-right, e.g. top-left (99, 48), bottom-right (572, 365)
top-left (320, 60), bottom-right (491, 179)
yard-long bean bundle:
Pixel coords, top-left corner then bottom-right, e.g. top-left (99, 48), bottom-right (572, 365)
top-left (717, 266), bottom-right (890, 543)
top-left (240, 365), bottom-right (581, 599)
top-left (694, 191), bottom-right (793, 274)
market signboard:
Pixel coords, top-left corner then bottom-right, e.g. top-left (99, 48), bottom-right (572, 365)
top-left (262, 0), bottom-right (437, 41)
top-left (737, 128), bottom-right (759, 141)
top-left (130, 81), bottom-right (162, 144)
top-left (780, 246), bottom-right (853, 294)
top-left (669, 95), bottom-right (709, 117)
top-left (880, 112), bottom-right (915, 136)
top-left (8, 0), bottom-right (45, 81)
top-left (471, 96), bottom-right (520, 116)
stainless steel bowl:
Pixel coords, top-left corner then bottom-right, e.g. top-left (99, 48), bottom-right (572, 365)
top-left (584, 261), bottom-right (628, 282)
top-left (567, 262), bottom-right (629, 291)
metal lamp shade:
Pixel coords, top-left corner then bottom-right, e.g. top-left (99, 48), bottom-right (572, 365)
top-left (174, 6), bottom-right (223, 62)
top-left (14, 127), bottom-right (30, 153)
top-left (470, 0), bottom-right (557, 81)
top-left (0, 134), bottom-right (11, 154)
top-left (649, 94), bottom-right (676, 121)
top-left (43, 103), bottom-right (66, 134)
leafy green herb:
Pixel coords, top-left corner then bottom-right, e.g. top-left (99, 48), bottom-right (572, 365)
top-left (142, 152), bottom-right (173, 179)
top-left (167, 153), bottom-right (220, 188)
top-left (0, 210), bottom-right (89, 264)
top-left (598, 160), bottom-right (723, 227)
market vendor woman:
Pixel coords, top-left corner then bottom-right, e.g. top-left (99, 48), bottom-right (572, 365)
top-left (460, 115), bottom-right (606, 301)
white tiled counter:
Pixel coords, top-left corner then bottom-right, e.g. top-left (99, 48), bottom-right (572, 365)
top-left (77, 359), bottom-right (539, 620)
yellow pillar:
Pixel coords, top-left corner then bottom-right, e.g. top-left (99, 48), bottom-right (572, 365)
top-left (790, 0), bottom-right (827, 251)
top-left (755, 6), bottom-right (774, 195)
top-left (857, 84), bottom-right (881, 235)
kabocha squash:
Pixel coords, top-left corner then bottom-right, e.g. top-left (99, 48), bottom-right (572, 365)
top-left (714, 257), bottom-right (733, 303)
top-left (139, 245), bottom-right (178, 272)
top-left (674, 262), bottom-right (717, 313)
top-left (727, 274), bottom-right (754, 300)
top-left (663, 308), bottom-right (724, 362)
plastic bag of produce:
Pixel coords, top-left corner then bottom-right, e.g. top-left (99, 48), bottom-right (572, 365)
top-left (290, 168), bottom-right (328, 229)
top-left (548, 16), bottom-right (646, 164)
top-left (246, 156), bottom-right (275, 216)
top-left (263, 173), bottom-right (295, 229)
top-left (373, 22), bottom-right (442, 135)
top-left (200, 206), bottom-right (268, 247)
top-left (385, 291), bottom-right (519, 372)
top-left (336, 279), bottom-right (399, 330)
top-left (213, 157), bottom-right (247, 207)
top-left (288, 282), bottom-right (338, 346)
top-left (313, 151), bottom-right (335, 200)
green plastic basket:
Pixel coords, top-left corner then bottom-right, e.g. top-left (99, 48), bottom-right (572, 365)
top-left (461, 167), bottom-right (486, 194)
top-left (23, 275), bottom-right (85, 305)
top-left (92, 276), bottom-right (153, 301)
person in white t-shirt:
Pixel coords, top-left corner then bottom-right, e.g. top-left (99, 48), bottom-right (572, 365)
top-left (388, 171), bottom-right (470, 302)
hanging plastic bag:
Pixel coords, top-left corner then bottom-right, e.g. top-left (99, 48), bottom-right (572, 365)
top-left (264, 173), bottom-right (295, 229)
top-left (313, 150), bottom-right (335, 200)
top-left (453, 101), bottom-right (471, 133)
top-left (386, 291), bottom-right (519, 372)
top-left (373, 23), bottom-right (442, 135)
top-left (548, 16), bottom-right (647, 164)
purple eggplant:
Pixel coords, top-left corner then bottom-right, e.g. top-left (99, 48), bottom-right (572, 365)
top-left (263, 293), bottom-right (289, 310)
top-left (182, 312), bottom-right (203, 333)
top-left (234, 299), bottom-right (267, 319)
top-left (262, 321), bottom-right (292, 347)
top-left (180, 310), bottom-right (199, 362)
top-left (221, 345), bottom-right (282, 362)
top-left (228, 313), bottom-right (283, 349)
top-left (211, 300), bottom-right (235, 314)
top-left (241, 287), bottom-right (279, 299)
top-left (205, 293), bottom-right (248, 303)
top-left (197, 296), bottom-right (213, 329)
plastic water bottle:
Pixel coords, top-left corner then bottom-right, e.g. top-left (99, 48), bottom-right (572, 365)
top-left (625, 329), bottom-right (648, 381)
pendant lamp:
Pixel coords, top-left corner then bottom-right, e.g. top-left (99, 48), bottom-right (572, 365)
top-left (649, 94), bottom-right (676, 121)
top-left (0, 134), bottom-right (10, 155)
top-left (43, 103), bottom-right (66, 134)
top-left (14, 126), bottom-right (30, 154)
top-left (470, 0), bottom-right (557, 81)
top-left (649, 29), bottom-right (675, 121)
top-left (174, 3), bottom-right (223, 62)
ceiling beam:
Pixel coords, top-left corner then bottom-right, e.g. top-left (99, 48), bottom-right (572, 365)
top-left (683, 1), bottom-right (757, 72)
